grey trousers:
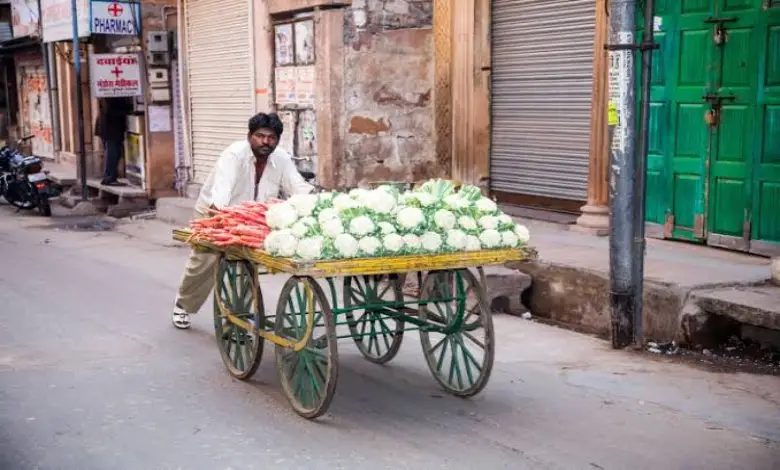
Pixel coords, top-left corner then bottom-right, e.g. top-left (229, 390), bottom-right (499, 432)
top-left (174, 211), bottom-right (218, 314)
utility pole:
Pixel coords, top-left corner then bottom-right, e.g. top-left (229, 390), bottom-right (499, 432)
top-left (71, 0), bottom-right (88, 201)
top-left (632, 0), bottom-right (657, 347)
top-left (606, 0), bottom-right (657, 349)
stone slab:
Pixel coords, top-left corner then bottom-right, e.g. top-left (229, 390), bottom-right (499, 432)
top-left (86, 179), bottom-right (146, 200)
top-left (690, 285), bottom-right (780, 331)
top-left (504, 218), bottom-right (773, 343)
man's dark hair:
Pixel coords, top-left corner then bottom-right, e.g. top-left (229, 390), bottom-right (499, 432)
top-left (248, 112), bottom-right (284, 137)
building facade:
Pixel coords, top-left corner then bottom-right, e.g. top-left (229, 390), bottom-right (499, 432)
top-left (1, 0), bottom-right (180, 198)
top-left (177, 0), bottom-right (780, 257)
top-left (448, 0), bottom-right (778, 257)
top-left (177, 0), bottom-right (445, 193)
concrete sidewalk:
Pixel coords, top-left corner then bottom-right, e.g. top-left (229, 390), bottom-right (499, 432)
top-left (506, 218), bottom-right (774, 343)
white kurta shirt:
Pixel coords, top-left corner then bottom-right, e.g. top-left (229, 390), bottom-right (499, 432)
top-left (195, 140), bottom-right (313, 215)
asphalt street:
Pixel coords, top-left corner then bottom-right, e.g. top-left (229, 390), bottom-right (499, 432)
top-left (0, 203), bottom-right (778, 470)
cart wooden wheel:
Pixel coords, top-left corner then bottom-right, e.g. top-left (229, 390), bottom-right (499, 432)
top-left (343, 274), bottom-right (404, 364)
top-left (274, 276), bottom-right (339, 419)
top-left (418, 268), bottom-right (495, 397)
top-left (213, 257), bottom-right (265, 380)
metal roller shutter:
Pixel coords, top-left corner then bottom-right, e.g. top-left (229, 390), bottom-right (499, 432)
top-left (490, 0), bottom-right (595, 201)
top-left (185, 0), bottom-right (252, 184)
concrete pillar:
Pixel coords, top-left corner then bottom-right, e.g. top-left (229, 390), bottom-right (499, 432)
top-left (575, 0), bottom-right (610, 236)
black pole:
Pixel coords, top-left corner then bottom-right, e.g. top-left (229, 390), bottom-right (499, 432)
top-left (631, 0), bottom-right (656, 347)
top-left (71, 0), bottom-right (88, 201)
top-left (608, 0), bottom-right (638, 349)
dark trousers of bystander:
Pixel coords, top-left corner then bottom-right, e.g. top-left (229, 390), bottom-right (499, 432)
top-left (102, 139), bottom-right (124, 184)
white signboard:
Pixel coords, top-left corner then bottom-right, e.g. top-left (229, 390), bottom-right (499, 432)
top-left (41, 0), bottom-right (90, 43)
top-left (11, 0), bottom-right (41, 38)
top-left (91, 1), bottom-right (140, 36)
top-left (89, 53), bottom-right (142, 98)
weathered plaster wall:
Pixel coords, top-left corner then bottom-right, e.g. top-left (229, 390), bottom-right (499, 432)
top-left (339, 0), bottom-right (442, 187)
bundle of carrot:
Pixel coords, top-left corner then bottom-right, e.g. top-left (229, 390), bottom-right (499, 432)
top-left (187, 200), bottom-right (281, 249)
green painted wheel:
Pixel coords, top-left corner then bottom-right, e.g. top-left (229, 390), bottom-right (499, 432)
top-left (418, 269), bottom-right (495, 397)
top-left (343, 274), bottom-right (404, 364)
top-left (213, 258), bottom-right (265, 380)
top-left (274, 276), bottom-right (338, 419)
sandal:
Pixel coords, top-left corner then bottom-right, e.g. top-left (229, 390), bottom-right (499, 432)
top-left (172, 306), bottom-right (192, 329)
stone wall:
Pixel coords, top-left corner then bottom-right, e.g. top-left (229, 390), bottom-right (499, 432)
top-left (339, 0), bottom-right (442, 187)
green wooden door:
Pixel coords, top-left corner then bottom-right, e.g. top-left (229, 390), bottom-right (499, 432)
top-left (643, 0), bottom-right (715, 241)
top-left (749, 3), bottom-right (780, 255)
top-left (643, 0), bottom-right (780, 255)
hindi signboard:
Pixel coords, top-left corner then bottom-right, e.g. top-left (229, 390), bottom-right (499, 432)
top-left (91, 1), bottom-right (141, 36)
top-left (89, 53), bottom-right (142, 98)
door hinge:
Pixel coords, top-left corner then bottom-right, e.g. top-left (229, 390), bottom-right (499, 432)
top-left (694, 214), bottom-right (706, 239)
top-left (664, 214), bottom-right (674, 238)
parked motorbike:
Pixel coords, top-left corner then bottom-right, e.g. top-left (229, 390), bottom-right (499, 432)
top-left (0, 135), bottom-right (53, 216)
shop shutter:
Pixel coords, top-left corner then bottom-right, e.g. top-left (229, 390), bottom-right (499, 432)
top-left (490, 0), bottom-right (595, 202)
top-left (185, 0), bottom-right (252, 184)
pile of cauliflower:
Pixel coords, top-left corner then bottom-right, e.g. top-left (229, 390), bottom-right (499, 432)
top-left (263, 179), bottom-right (531, 261)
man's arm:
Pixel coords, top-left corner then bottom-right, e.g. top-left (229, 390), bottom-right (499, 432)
top-left (209, 150), bottom-right (239, 209)
top-left (281, 157), bottom-right (315, 196)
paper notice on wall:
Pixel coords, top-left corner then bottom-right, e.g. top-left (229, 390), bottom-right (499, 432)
top-left (653, 16), bottom-right (663, 32)
top-left (278, 110), bottom-right (296, 155)
top-left (275, 67), bottom-right (296, 106)
top-left (608, 32), bottom-right (635, 152)
top-left (148, 105), bottom-right (171, 133)
top-left (295, 66), bottom-right (315, 107)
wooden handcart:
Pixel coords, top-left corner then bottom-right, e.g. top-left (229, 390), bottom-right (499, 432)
top-left (173, 228), bottom-right (534, 419)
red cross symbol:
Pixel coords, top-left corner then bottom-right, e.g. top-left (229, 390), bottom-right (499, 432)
top-left (111, 67), bottom-right (123, 79)
top-left (108, 3), bottom-right (123, 17)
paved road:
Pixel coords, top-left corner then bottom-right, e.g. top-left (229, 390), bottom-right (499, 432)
top-left (0, 204), bottom-right (778, 470)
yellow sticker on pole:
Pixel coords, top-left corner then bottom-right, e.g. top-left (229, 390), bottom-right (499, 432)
top-left (608, 101), bottom-right (619, 126)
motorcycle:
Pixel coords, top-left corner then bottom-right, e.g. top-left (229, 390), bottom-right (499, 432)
top-left (0, 135), bottom-right (54, 216)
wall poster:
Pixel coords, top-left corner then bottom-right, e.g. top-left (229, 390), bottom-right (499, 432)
top-left (274, 23), bottom-right (294, 66)
top-left (294, 20), bottom-right (314, 65)
top-left (16, 56), bottom-right (54, 158)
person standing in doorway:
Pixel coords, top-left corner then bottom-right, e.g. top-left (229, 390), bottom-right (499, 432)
top-left (95, 97), bottom-right (132, 185)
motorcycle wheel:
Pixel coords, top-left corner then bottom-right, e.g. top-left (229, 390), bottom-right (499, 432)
top-left (37, 194), bottom-right (52, 217)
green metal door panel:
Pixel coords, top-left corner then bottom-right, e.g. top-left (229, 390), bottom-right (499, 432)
top-left (645, 102), bottom-right (667, 224)
top-left (668, 4), bottom-right (716, 239)
top-left (751, 5), bottom-right (780, 250)
top-left (682, 0), bottom-right (712, 14)
top-left (644, 21), bottom-right (670, 226)
top-left (707, 2), bottom-right (758, 241)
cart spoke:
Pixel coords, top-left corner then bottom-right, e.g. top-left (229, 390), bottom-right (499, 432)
top-left (359, 314), bottom-right (369, 341)
top-left (429, 334), bottom-right (447, 355)
top-left (435, 335), bottom-right (449, 372)
top-left (462, 330), bottom-right (486, 349)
